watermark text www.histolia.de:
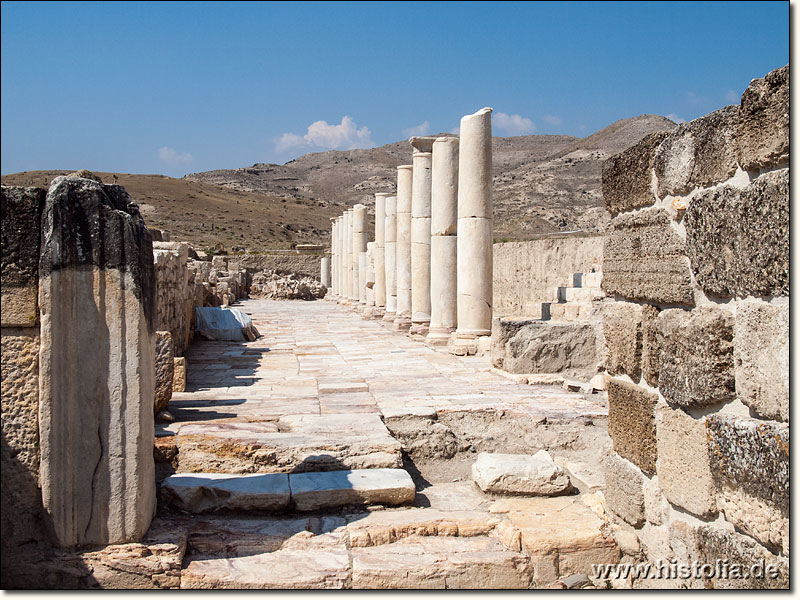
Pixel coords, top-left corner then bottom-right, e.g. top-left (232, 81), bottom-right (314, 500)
top-left (591, 559), bottom-right (782, 581)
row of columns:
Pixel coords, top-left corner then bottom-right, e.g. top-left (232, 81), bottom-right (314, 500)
top-left (327, 107), bottom-right (493, 353)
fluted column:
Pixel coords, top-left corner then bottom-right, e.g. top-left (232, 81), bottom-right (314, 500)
top-left (451, 107), bottom-right (493, 355)
top-left (427, 136), bottom-right (459, 345)
top-left (409, 136), bottom-right (436, 336)
top-left (394, 165), bottom-right (413, 330)
top-left (383, 195), bottom-right (398, 321)
top-left (352, 204), bottom-right (368, 305)
top-left (373, 192), bottom-right (389, 311)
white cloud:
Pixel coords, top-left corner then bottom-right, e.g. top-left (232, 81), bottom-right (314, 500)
top-left (449, 125), bottom-right (460, 135)
top-left (493, 112), bottom-right (536, 135)
top-left (157, 146), bottom-right (192, 164)
top-left (543, 114), bottom-right (562, 127)
top-left (666, 113), bottom-right (687, 124)
top-left (725, 89), bottom-right (739, 103)
top-left (402, 120), bottom-right (431, 137)
top-left (275, 116), bottom-right (375, 153)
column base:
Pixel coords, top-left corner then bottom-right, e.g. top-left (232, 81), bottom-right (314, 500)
top-left (393, 316), bottom-right (412, 331)
top-left (425, 327), bottom-right (455, 347)
top-left (447, 333), bottom-right (491, 356)
top-left (409, 322), bottom-right (430, 337)
top-left (382, 311), bottom-right (397, 323)
top-left (366, 307), bottom-right (385, 320)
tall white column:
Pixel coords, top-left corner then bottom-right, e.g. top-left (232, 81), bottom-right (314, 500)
top-left (330, 218), bottom-right (338, 297)
top-left (344, 209), bottom-right (353, 302)
top-left (394, 165), bottom-right (413, 330)
top-left (451, 107), bottom-right (493, 355)
top-left (365, 241), bottom-right (376, 312)
top-left (352, 204), bottom-right (368, 305)
top-left (358, 250), bottom-right (367, 306)
top-left (427, 136), bottom-right (459, 345)
top-left (374, 192), bottom-right (389, 311)
top-left (383, 195), bottom-right (398, 322)
top-left (336, 216), bottom-right (345, 301)
top-left (409, 136), bottom-right (436, 336)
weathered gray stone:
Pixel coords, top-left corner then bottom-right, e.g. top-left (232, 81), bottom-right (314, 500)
top-left (603, 302), bottom-right (643, 381)
top-left (639, 304), bottom-right (660, 387)
top-left (602, 209), bottom-right (694, 305)
top-left (492, 318), bottom-right (599, 378)
top-left (602, 131), bottom-right (671, 215)
top-left (607, 379), bottom-right (657, 474)
top-left (657, 306), bottom-right (735, 408)
top-left (154, 331), bottom-right (174, 415)
top-left (161, 473), bottom-right (290, 513)
top-left (733, 300), bottom-right (788, 422)
top-left (38, 176), bottom-right (156, 547)
top-left (656, 406), bottom-right (716, 518)
top-left (289, 468), bottom-right (415, 511)
top-left (654, 105), bottom-right (739, 197)
top-left (670, 521), bottom-right (788, 589)
top-left (684, 169), bottom-right (788, 298)
top-left (604, 453), bottom-right (645, 527)
top-left (471, 451), bottom-right (573, 496)
top-left (1, 186), bottom-right (45, 327)
top-left (736, 64), bottom-right (789, 171)
top-left (706, 415), bottom-right (788, 553)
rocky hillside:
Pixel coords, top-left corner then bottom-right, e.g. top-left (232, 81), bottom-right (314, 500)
top-left (187, 114), bottom-right (677, 237)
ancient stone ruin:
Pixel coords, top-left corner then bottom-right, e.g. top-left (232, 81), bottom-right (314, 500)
top-left (0, 65), bottom-right (788, 589)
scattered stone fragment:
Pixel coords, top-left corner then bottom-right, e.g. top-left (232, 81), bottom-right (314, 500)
top-left (471, 451), bottom-right (573, 496)
top-left (289, 468), bottom-right (415, 511)
top-left (161, 472), bottom-right (291, 513)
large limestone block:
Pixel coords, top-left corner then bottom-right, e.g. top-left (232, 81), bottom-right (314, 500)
top-left (603, 453), bottom-right (645, 527)
top-left (639, 304), bottom-right (660, 387)
top-left (161, 473), bottom-right (290, 513)
top-left (601, 131), bottom-right (671, 215)
top-left (177, 415), bottom-right (402, 474)
top-left (607, 379), bottom-right (657, 474)
top-left (655, 406), bottom-right (716, 518)
top-left (289, 468), bottom-right (415, 511)
top-left (654, 105), bottom-right (739, 197)
top-left (492, 318), bottom-right (598, 377)
top-left (489, 496), bottom-right (619, 584)
top-left (154, 331), bottom-right (174, 414)
top-left (684, 169), bottom-right (788, 298)
top-left (706, 415), bottom-right (788, 554)
top-left (172, 356), bottom-right (186, 392)
top-left (1, 186), bottom-right (45, 327)
top-left (38, 175), bottom-right (156, 547)
top-left (602, 208), bottom-right (693, 305)
top-left (656, 306), bottom-right (735, 408)
top-left (351, 535), bottom-right (534, 589)
top-left (182, 549), bottom-right (350, 589)
top-left (733, 300), bottom-right (788, 422)
top-left (1, 328), bottom-right (46, 555)
top-left (471, 451), bottom-right (573, 496)
top-left (736, 64), bottom-right (789, 170)
top-left (603, 301), bottom-right (643, 381)
top-left (345, 509), bottom-right (499, 547)
top-left (670, 521), bottom-right (788, 589)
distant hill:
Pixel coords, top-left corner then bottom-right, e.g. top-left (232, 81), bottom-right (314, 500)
top-left (186, 114), bottom-right (677, 238)
top-left (2, 114), bottom-right (676, 250)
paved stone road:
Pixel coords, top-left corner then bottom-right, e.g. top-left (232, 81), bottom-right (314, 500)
top-left (168, 298), bottom-right (606, 426)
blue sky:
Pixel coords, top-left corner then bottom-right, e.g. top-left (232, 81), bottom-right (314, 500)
top-left (1, 1), bottom-right (789, 177)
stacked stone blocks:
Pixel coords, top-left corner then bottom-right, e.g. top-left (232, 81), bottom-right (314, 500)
top-left (600, 65), bottom-right (788, 588)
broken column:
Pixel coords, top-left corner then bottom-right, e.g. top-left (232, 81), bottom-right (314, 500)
top-left (450, 107), bottom-right (493, 355)
top-left (353, 204), bottom-right (368, 305)
top-left (394, 165), bottom-right (413, 330)
top-left (321, 256), bottom-right (331, 288)
top-left (427, 135), bottom-right (459, 346)
top-left (373, 192), bottom-right (389, 314)
top-left (383, 195), bottom-right (398, 322)
top-left (409, 136), bottom-right (436, 336)
top-left (38, 175), bottom-right (157, 546)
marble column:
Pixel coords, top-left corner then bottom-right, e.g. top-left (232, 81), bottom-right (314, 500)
top-left (394, 165), bottom-right (413, 330)
top-left (365, 241), bottom-right (376, 313)
top-left (451, 107), bottom-right (493, 355)
top-left (358, 250), bottom-right (367, 306)
top-left (336, 216), bottom-right (344, 301)
top-left (373, 192), bottom-right (389, 311)
top-left (330, 218), bottom-right (338, 297)
top-left (427, 136), bottom-right (459, 345)
top-left (382, 195), bottom-right (398, 322)
top-left (321, 256), bottom-right (331, 288)
top-left (409, 136), bottom-right (436, 336)
top-left (343, 210), bottom-right (353, 302)
top-left (352, 204), bottom-right (368, 304)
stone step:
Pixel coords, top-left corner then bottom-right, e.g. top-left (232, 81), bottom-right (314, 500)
top-left (176, 414), bottom-right (402, 474)
top-left (582, 271), bottom-right (603, 288)
top-left (548, 302), bottom-right (594, 322)
top-left (564, 286), bottom-right (604, 303)
top-left (162, 468), bottom-right (414, 514)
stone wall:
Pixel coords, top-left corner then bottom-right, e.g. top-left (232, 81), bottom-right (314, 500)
top-left (226, 252), bottom-right (325, 279)
top-left (493, 235), bottom-right (603, 318)
top-left (153, 242), bottom-right (193, 355)
top-left (600, 65), bottom-right (788, 589)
